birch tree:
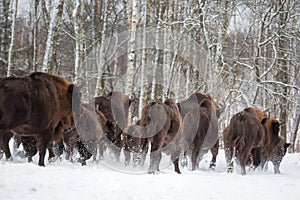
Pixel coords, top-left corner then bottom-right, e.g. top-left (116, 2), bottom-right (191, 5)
top-left (0, 0), bottom-right (11, 75)
top-left (31, 0), bottom-right (40, 72)
top-left (42, 0), bottom-right (64, 73)
top-left (72, 0), bottom-right (85, 83)
top-left (7, 0), bottom-right (18, 77)
top-left (126, 0), bottom-right (137, 124)
top-left (138, 0), bottom-right (149, 118)
top-left (95, 0), bottom-right (109, 97)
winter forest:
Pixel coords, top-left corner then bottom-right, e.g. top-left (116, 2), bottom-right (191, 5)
top-left (0, 0), bottom-right (299, 152)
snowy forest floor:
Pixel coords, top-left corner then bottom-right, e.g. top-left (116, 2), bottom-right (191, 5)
top-left (1, 147), bottom-right (300, 200)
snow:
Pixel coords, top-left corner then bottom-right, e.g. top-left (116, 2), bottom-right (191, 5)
top-left (1, 148), bottom-right (300, 200)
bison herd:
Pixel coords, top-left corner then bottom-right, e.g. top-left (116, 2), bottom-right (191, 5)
top-left (0, 72), bottom-right (290, 175)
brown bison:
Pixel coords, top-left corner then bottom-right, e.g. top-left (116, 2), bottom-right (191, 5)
top-left (65, 103), bottom-right (115, 165)
top-left (224, 107), bottom-right (289, 174)
top-left (94, 91), bottom-right (136, 161)
top-left (139, 99), bottom-right (182, 174)
top-left (181, 99), bottom-right (220, 170)
top-left (224, 109), bottom-right (266, 175)
top-left (252, 118), bottom-right (290, 174)
top-left (179, 92), bottom-right (224, 170)
top-left (0, 72), bottom-right (82, 166)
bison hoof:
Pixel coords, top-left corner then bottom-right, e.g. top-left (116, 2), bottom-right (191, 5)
top-left (76, 158), bottom-right (87, 166)
top-left (227, 166), bottom-right (233, 173)
top-left (48, 156), bottom-right (58, 163)
top-left (181, 157), bottom-right (188, 168)
top-left (209, 162), bottom-right (216, 170)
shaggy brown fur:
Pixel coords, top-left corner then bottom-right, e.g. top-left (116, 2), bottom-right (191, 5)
top-left (0, 72), bottom-right (82, 166)
top-left (140, 99), bottom-right (182, 174)
top-left (94, 91), bottom-right (136, 161)
top-left (179, 92), bottom-right (224, 170)
top-left (181, 99), bottom-right (219, 170)
top-left (225, 110), bottom-right (266, 175)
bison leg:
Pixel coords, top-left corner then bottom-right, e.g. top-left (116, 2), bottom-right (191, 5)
top-left (76, 140), bottom-right (92, 165)
top-left (239, 157), bottom-right (248, 175)
top-left (227, 146), bottom-right (235, 173)
top-left (124, 149), bottom-right (131, 166)
top-left (272, 160), bottom-right (281, 174)
top-left (0, 131), bottom-right (13, 160)
top-left (98, 139), bottom-right (107, 161)
top-left (140, 144), bottom-right (149, 167)
top-left (171, 150), bottom-right (181, 174)
top-left (191, 148), bottom-right (200, 170)
top-left (181, 150), bottom-right (188, 168)
top-left (239, 147), bottom-right (251, 175)
top-left (148, 144), bottom-right (162, 174)
top-left (47, 145), bottom-right (57, 162)
top-left (0, 149), bottom-right (3, 159)
top-left (36, 132), bottom-right (52, 166)
top-left (21, 136), bottom-right (38, 162)
top-left (209, 141), bottom-right (219, 170)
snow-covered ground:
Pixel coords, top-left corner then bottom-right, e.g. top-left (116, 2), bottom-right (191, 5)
top-left (1, 148), bottom-right (300, 200)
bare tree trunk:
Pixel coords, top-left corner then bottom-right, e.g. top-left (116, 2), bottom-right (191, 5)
top-left (95, 0), bottom-right (109, 97)
top-left (73, 0), bottom-right (86, 83)
top-left (277, 0), bottom-right (289, 141)
top-left (290, 97), bottom-right (300, 152)
top-left (150, 1), bottom-right (163, 100)
top-left (127, 0), bottom-right (137, 124)
top-left (7, 0), bottom-right (18, 77)
top-left (42, 0), bottom-right (64, 73)
top-left (138, 0), bottom-right (149, 118)
top-left (32, 0), bottom-right (40, 72)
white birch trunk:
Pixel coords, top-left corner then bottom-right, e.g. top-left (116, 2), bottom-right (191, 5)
top-left (73, 0), bottom-right (85, 83)
top-left (126, 0), bottom-right (137, 124)
top-left (7, 0), bottom-right (18, 77)
top-left (150, 1), bottom-right (163, 100)
top-left (42, 0), bottom-right (64, 73)
top-left (95, 0), bottom-right (109, 97)
top-left (126, 0), bottom-right (137, 95)
top-left (32, 0), bottom-right (39, 72)
top-left (73, 0), bottom-right (81, 82)
top-left (162, 27), bottom-right (169, 102)
top-left (138, 0), bottom-right (148, 118)
top-left (290, 93), bottom-right (300, 152)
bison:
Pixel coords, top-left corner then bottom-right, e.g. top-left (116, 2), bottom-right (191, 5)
top-left (181, 99), bottom-right (220, 170)
top-left (64, 103), bottom-right (115, 165)
top-left (94, 91), bottom-right (137, 161)
top-left (179, 92), bottom-right (224, 170)
top-left (224, 109), bottom-right (266, 175)
top-left (139, 99), bottom-right (182, 174)
top-left (252, 117), bottom-right (290, 174)
top-left (0, 72), bottom-right (82, 166)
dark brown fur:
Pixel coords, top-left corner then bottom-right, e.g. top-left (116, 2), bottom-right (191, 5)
top-left (225, 110), bottom-right (266, 175)
top-left (252, 118), bottom-right (290, 174)
top-left (0, 72), bottom-right (82, 166)
top-left (94, 91), bottom-right (135, 161)
top-left (181, 99), bottom-right (219, 170)
top-left (179, 93), bottom-right (223, 170)
top-left (140, 99), bottom-right (182, 174)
